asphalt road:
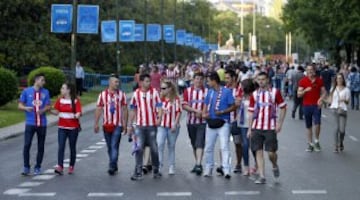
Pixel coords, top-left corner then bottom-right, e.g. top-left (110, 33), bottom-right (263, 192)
top-left (1, 101), bottom-right (360, 200)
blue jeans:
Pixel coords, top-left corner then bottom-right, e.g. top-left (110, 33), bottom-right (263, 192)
top-left (204, 123), bottom-right (231, 174)
top-left (23, 125), bottom-right (46, 168)
top-left (58, 128), bottom-right (79, 167)
top-left (134, 126), bottom-right (159, 174)
top-left (351, 91), bottom-right (359, 109)
top-left (103, 126), bottom-right (122, 169)
top-left (240, 127), bottom-right (249, 167)
top-left (157, 126), bottom-right (180, 168)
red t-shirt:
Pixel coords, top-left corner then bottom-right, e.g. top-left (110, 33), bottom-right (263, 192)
top-left (298, 76), bottom-right (324, 106)
top-left (54, 97), bottom-right (82, 129)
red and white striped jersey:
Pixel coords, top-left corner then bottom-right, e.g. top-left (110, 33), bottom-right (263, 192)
top-left (248, 88), bottom-right (286, 130)
top-left (54, 97), bottom-right (82, 129)
top-left (160, 97), bottom-right (182, 128)
top-left (165, 69), bottom-right (179, 84)
top-left (96, 89), bottom-right (127, 126)
top-left (225, 85), bottom-right (242, 123)
top-left (182, 86), bottom-right (208, 124)
top-left (129, 88), bottom-right (162, 126)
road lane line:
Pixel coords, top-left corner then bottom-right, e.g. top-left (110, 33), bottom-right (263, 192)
top-left (96, 142), bottom-right (107, 145)
top-left (18, 182), bottom-right (44, 187)
top-left (81, 149), bottom-right (97, 153)
top-left (3, 188), bottom-right (31, 195)
top-left (88, 193), bottom-right (124, 197)
top-left (88, 145), bottom-right (104, 149)
top-left (76, 154), bottom-right (89, 158)
top-left (225, 191), bottom-right (260, 195)
top-left (44, 169), bottom-right (55, 174)
top-left (349, 135), bottom-right (358, 142)
top-left (322, 114), bottom-right (327, 118)
top-left (292, 190), bottom-right (327, 194)
top-left (32, 175), bottom-right (56, 181)
top-left (64, 158), bottom-right (81, 163)
top-left (157, 192), bottom-right (192, 197)
top-left (19, 192), bottom-right (56, 197)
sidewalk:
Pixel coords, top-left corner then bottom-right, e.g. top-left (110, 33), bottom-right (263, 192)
top-left (0, 102), bottom-right (97, 141)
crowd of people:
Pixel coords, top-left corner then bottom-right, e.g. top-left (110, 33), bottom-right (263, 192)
top-left (17, 59), bottom-right (359, 185)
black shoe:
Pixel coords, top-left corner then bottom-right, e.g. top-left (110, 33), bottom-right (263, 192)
top-left (299, 117), bottom-right (304, 120)
top-left (291, 112), bottom-right (295, 119)
top-left (142, 166), bottom-right (148, 175)
top-left (225, 174), bottom-right (231, 179)
top-left (190, 165), bottom-right (197, 173)
top-left (216, 166), bottom-right (224, 176)
top-left (130, 173), bottom-right (143, 181)
top-left (108, 168), bottom-right (116, 176)
top-left (153, 170), bottom-right (162, 179)
top-left (195, 165), bottom-right (203, 176)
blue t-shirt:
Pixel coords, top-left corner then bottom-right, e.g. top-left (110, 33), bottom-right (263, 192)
top-left (205, 87), bottom-right (235, 121)
top-left (19, 87), bottom-right (51, 126)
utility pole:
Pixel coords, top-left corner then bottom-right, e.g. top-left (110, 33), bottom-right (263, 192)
top-left (71, 0), bottom-right (77, 82)
top-left (161, 0), bottom-right (165, 64)
top-left (174, 0), bottom-right (177, 62)
top-left (144, 0), bottom-right (148, 65)
top-left (116, 0), bottom-right (121, 74)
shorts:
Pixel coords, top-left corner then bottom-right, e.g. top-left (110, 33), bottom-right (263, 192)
top-left (230, 122), bottom-right (242, 144)
top-left (251, 129), bottom-right (278, 152)
top-left (303, 105), bottom-right (322, 128)
top-left (187, 124), bottom-right (206, 149)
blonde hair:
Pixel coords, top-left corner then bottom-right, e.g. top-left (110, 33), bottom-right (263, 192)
top-left (161, 79), bottom-right (178, 101)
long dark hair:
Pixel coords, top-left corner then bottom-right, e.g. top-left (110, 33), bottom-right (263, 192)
top-left (64, 82), bottom-right (77, 112)
top-left (331, 73), bottom-right (346, 95)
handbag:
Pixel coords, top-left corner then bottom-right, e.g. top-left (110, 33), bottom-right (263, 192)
top-left (103, 123), bottom-right (116, 133)
top-left (206, 118), bottom-right (225, 129)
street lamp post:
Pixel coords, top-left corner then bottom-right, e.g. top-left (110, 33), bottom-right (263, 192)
top-left (174, 0), bottom-right (177, 62)
top-left (144, 0), bottom-right (148, 65)
top-left (266, 24), bottom-right (270, 55)
top-left (71, 0), bottom-right (78, 82)
top-left (161, 0), bottom-right (165, 64)
top-left (116, 0), bottom-right (121, 74)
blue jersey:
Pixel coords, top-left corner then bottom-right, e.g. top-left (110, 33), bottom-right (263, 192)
top-left (205, 87), bottom-right (235, 121)
top-left (19, 87), bottom-right (51, 127)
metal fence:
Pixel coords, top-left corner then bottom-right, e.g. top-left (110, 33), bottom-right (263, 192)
top-left (83, 73), bottom-right (135, 93)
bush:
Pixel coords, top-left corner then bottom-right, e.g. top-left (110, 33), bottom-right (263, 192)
top-left (0, 67), bottom-right (18, 106)
top-left (121, 65), bottom-right (136, 76)
top-left (27, 66), bottom-right (65, 97)
top-left (84, 66), bottom-right (96, 73)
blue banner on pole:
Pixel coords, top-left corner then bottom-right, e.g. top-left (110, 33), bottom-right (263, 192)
top-left (77, 5), bottom-right (99, 34)
top-left (146, 24), bottom-right (161, 42)
top-left (135, 24), bottom-right (145, 42)
top-left (101, 20), bottom-right (117, 43)
top-left (119, 20), bottom-right (135, 42)
top-left (176, 30), bottom-right (186, 45)
top-left (51, 4), bottom-right (73, 33)
top-left (163, 25), bottom-right (175, 43)
top-left (210, 44), bottom-right (218, 51)
top-left (193, 36), bottom-right (201, 48)
top-left (185, 33), bottom-right (193, 46)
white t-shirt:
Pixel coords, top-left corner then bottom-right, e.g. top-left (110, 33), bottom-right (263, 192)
top-left (329, 87), bottom-right (350, 111)
top-left (237, 98), bottom-right (250, 128)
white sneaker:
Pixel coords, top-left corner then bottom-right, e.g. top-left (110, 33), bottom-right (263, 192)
top-left (169, 165), bottom-right (175, 175)
top-left (203, 168), bottom-right (212, 177)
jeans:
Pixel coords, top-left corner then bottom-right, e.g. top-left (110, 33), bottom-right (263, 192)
top-left (134, 126), bottom-right (159, 174)
top-left (58, 128), bottom-right (79, 167)
top-left (157, 126), bottom-right (180, 168)
top-left (204, 123), bottom-right (231, 174)
top-left (333, 111), bottom-right (347, 146)
top-left (292, 91), bottom-right (303, 118)
top-left (240, 127), bottom-right (249, 167)
top-left (350, 91), bottom-right (359, 110)
top-left (23, 125), bottom-right (46, 169)
top-left (103, 126), bottom-right (122, 169)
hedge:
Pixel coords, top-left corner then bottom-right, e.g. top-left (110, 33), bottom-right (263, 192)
top-left (27, 66), bottom-right (65, 97)
top-left (0, 67), bottom-right (18, 106)
top-left (121, 65), bottom-right (136, 76)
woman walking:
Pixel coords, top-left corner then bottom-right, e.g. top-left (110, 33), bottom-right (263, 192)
top-left (157, 80), bottom-right (182, 175)
top-left (52, 82), bottom-right (82, 175)
top-left (329, 73), bottom-right (350, 153)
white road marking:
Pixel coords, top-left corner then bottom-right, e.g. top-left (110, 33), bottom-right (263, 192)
top-left (3, 188), bottom-right (31, 195)
top-left (81, 149), bottom-right (97, 153)
top-left (43, 169), bottom-right (55, 174)
top-left (19, 192), bottom-right (56, 197)
top-left (322, 114), bottom-right (327, 118)
top-left (225, 191), bottom-right (260, 195)
top-left (76, 154), bottom-right (89, 158)
top-left (349, 135), bottom-right (358, 142)
top-left (101, 139), bottom-right (106, 142)
top-left (96, 142), bottom-right (107, 145)
top-left (32, 175), bottom-right (56, 180)
top-left (18, 182), bottom-right (44, 187)
top-left (88, 193), bottom-right (124, 197)
top-left (88, 145), bottom-right (104, 149)
top-left (292, 190), bottom-right (327, 194)
top-left (63, 158), bottom-right (81, 163)
top-left (157, 192), bottom-right (192, 197)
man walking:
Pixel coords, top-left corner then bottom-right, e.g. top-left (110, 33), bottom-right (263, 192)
top-left (291, 66), bottom-right (305, 119)
top-left (128, 74), bottom-right (162, 180)
top-left (298, 65), bottom-right (327, 152)
top-left (18, 73), bottom-right (51, 176)
top-left (202, 72), bottom-right (236, 179)
top-left (247, 72), bottom-right (287, 184)
top-left (94, 74), bottom-right (128, 175)
top-left (182, 72), bottom-right (208, 175)
top-left (75, 61), bottom-right (85, 96)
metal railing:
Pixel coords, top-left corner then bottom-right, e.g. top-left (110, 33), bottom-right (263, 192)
top-left (83, 73), bottom-right (135, 93)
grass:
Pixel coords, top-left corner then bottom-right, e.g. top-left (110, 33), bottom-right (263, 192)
top-left (0, 89), bottom-right (101, 128)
